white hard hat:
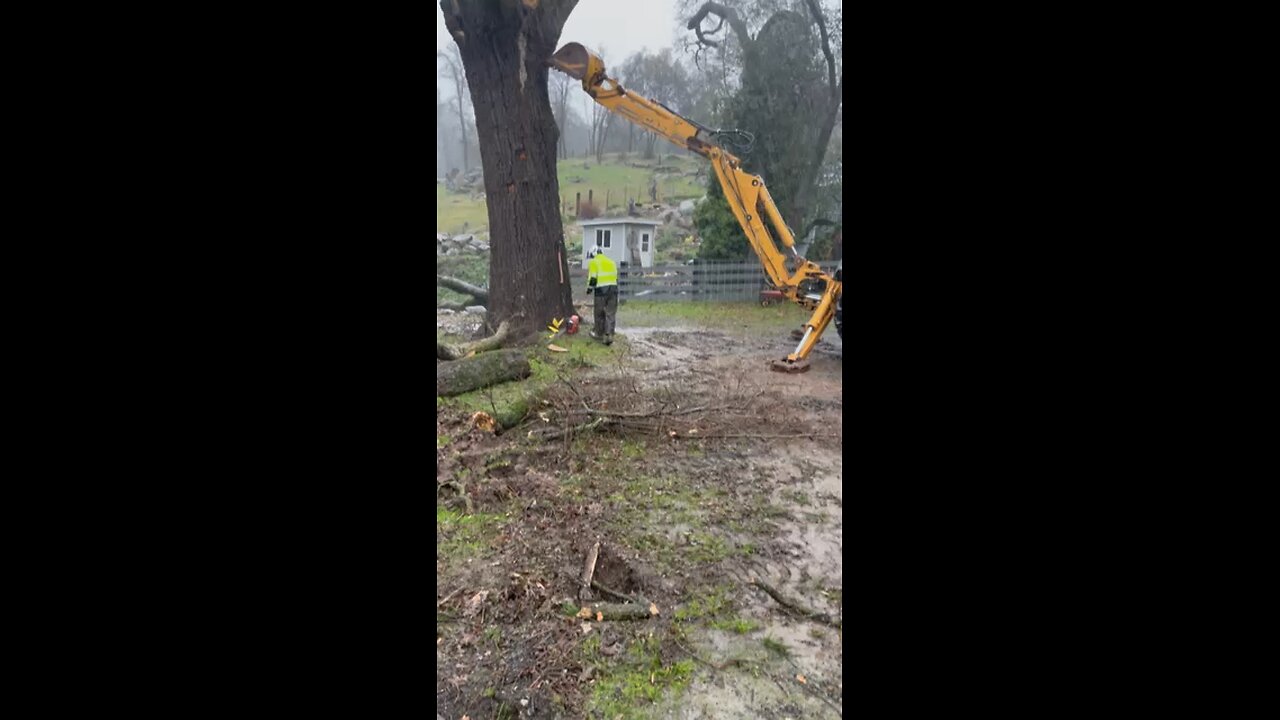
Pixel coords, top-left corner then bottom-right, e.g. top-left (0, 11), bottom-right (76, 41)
top-left (589, 247), bottom-right (600, 258)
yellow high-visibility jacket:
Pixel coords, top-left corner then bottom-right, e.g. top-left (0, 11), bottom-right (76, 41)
top-left (587, 253), bottom-right (618, 289)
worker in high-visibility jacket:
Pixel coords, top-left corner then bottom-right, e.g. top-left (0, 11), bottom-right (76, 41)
top-left (586, 247), bottom-right (619, 345)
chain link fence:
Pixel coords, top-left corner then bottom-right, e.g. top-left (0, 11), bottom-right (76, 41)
top-left (570, 260), bottom-right (839, 303)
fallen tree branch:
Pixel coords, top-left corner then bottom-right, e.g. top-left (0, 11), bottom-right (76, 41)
top-left (580, 602), bottom-right (656, 621)
top-left (752, 579), bottom-right (842, 630)
top-left (591, 580), bottom-right (641, 605)
top-left (579, 542), bottom-right (600, 601)
top-left (437, 319), bottom-right (517, 361)
top-left (437, 298), bottom-right (477, 312)
top-left (532, 416), bottom-right (610, 441)
top-left (674, 637), bottom-right (760, 672)
top-left (437, 274), bottom-right (489, 304)
top-left (567, 404), bottom-right (712, 419)
top-left (437, 586), bottom-right (464, 608)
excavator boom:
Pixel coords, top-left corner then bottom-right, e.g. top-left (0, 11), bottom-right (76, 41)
top-left (551, 43), bottom-right (842, 372)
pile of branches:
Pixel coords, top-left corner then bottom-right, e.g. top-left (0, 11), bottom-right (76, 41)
top-left (523, 374), bottom-right (836, 443)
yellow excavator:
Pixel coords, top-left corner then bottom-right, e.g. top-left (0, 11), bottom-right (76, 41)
top-left (551, 42), bottom-right (842, 373)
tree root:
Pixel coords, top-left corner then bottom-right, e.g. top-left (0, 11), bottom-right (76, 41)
top-left (591, 580), bottom-right (641, 605)
top-left (752, 578), bottom-right (842, 630)
top-left (437, 318), bottom-right (517, 361)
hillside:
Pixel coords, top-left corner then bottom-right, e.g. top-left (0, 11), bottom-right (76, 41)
top-left (437, 153), bottom-right (705, 235)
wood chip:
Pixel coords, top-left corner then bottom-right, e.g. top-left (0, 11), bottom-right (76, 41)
top-left (581, 622), bottom-right (594, 634)
top-left (596, 611), bottom-right (603, 622)
top-left (548, 343), bottom-right (568, 352)
top-left (796, 674), bottom-right (807, 684)
top-left (471, 411), bottom-right (496, 433)
top-left (649, 603), bottom-right (659, 616)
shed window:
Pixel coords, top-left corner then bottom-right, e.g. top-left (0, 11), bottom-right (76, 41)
top-left (594, 229), bottom-right (611, 248)
top-left (641, 233), bottom-right (650, 252)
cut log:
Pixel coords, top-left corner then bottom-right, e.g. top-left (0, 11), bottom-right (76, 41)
top-left (437, 348), bottom-right (531, 397)
top-left (580, 602), bottom-right (655, 621)
top-left (437, 320), bottom-right (517, 361)
top-left (437, 275), bottom-right (490, 304)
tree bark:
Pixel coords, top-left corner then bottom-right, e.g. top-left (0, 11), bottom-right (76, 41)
top-left (437, 348), bottom-right (531, 397)
top-left (441, 0), bottom-right (578, 337)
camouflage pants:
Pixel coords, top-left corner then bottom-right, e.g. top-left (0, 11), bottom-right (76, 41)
top-left (594, 285), bottom-right (617, 337)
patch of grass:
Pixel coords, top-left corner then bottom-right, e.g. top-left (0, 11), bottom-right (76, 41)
top-left (558, 155), bottom-right (702, 212)
top-left (436, 508), bottom-right (504, 559)
top-left (709, 617), bottom-right (759, 635)
top-left (437, 335), bottom-right (626, 429)
top-left (785, 490), bottom-right (812, 506)
top-left (621, 300), bottom-right (811, 335)
top-left (685, 530), bottom-right (731, 564)
top-left (762, 636), bottom-right (792, 658)
top-left (585, 632), bottom-right (695, 720)
top-left (673, 585), bottom-right (734, 623)
top-left (620, 439), bottom-right (644, 459)
top-left (436, 184), bottom-right (489, 234)
top-left (436, 254), bottom-right (489, 304)
top-left (437, 434), bottom-right (452, 448)
top-left (437, 156), bottom-right (703, 238)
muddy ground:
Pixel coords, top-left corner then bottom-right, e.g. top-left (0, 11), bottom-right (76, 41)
top-left (437, 312), bottom-right (842, 719)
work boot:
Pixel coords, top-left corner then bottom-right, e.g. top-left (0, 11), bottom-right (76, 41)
top-left (603, 335), bottom-right (613, 346)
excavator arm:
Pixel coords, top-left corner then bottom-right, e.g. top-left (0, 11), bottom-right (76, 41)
top-left (551, 42), bottom-right (841, 372)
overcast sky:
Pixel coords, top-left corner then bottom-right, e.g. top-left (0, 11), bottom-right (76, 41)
top-left (436, 0), bottom-right (683, 71)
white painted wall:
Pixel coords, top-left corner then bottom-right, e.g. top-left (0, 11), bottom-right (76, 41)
top-left (581, 222), bottom-right (659, 269)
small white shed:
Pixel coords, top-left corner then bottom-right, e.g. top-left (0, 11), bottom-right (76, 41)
top-left (579, 217), bottom-right (661, 269)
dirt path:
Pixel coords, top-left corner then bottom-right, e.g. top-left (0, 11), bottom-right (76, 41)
top-left (625, 326), bottom-right (843, 719)
top-left (437, 317), bottom-right (842, 719)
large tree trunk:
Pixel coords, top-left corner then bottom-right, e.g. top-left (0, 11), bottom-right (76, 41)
top-left (442, 0), bottom-right (578, 336)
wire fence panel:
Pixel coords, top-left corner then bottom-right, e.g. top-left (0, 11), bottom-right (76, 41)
top-left (569, 261), bottom-right (838, 303)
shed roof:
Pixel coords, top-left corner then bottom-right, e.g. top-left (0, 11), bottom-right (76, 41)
top-left (577, 217), bottom-right (662, 226)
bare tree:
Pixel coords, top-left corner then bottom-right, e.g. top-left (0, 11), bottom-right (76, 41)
top-left (549, 70), bottom-right (574, 159)
top-left (440, 0), bottom-right (579, 335)
top-left (437, 45), bottom-right (471, 172)
top-left (582, 47), bottom-right (612, 163)
top-left (685, 0), bottom-right (842, 232)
